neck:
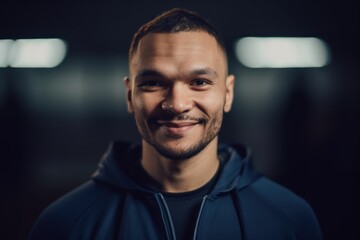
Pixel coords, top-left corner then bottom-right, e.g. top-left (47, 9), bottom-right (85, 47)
top-left (141, 139), bottom-right (220, 193)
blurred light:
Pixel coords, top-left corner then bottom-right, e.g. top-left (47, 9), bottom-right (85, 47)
top-left (10, 39), bottom-right (67, 68)
top-left (0, 39), bottom-right (14, 67)
top-left (0, 38), bottom-right (67, 68)
top-left (235, 37), bottom-right (330, 68)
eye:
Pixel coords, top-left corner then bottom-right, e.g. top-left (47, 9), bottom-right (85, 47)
top-left (190, 79), bottom-right (212, 89)
top-left (137, 80), bottom-right (163, 91)
top-left (142, 80), bottom-right (161, 87)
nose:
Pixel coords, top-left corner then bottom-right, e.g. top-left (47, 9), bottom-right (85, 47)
top-left (161, 83), bottom-right (193, 115)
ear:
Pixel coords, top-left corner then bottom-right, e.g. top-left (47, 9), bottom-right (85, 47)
top-left (223, 74), bottom-right (235, 112)
top-left (124, 77), bottom-right (134, 113)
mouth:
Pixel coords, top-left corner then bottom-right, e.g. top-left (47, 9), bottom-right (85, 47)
top-left (156, 120), bottom-right (200, 135)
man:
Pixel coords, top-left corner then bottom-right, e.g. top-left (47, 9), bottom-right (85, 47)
top-left (29, 8), bottom-right (323, 240)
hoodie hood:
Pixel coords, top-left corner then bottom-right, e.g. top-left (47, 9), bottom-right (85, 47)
top-left (92, 141), bottom-right (261, 194)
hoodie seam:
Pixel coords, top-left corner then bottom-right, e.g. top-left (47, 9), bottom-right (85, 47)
top-left (245, 186), bottom-right (300, 239)
top-left (67, 188), bottom-right (112, 236)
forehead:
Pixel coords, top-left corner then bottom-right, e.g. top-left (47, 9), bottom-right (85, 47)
top-left (130, 31), bottom-right (226, 78)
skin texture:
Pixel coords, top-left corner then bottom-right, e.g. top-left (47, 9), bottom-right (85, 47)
top-left (125, 31), bottom-right (235, 192)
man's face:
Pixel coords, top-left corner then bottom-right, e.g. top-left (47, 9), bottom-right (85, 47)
top-left (126, 31), bottom-right (234, 160)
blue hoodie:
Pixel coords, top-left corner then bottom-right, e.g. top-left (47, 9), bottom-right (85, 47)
top-left (28, 141), bottom-right (323, 240)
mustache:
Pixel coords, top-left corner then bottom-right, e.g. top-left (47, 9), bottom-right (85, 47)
top-left (150, 114), bottom-right (207, 124)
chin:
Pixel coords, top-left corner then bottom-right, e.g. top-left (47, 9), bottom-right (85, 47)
top-left (151, 139), bottom-right (210, 161)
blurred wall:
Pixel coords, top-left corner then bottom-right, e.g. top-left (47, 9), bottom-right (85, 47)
top-left (0, 1), bottom-right (359, 239)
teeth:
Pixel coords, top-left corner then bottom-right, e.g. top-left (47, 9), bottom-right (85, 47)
top-left (160, 122), bottom-right (197, 127)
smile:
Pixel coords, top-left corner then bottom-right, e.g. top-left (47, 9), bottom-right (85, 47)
top-left (156, 120), bottom-right (199, 135)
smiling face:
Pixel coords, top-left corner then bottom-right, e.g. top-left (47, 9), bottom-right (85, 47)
top-left (126, 31), bottom-right (234, 160)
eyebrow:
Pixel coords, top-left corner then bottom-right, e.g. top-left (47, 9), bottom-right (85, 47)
top-left (135, 67), bottom-right (219, 82)
top-left (190, 68), bottom-right (219, 78)
top-left (135, 69), bottom-right (163, 82)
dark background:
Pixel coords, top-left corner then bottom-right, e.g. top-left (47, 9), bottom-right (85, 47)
top-left (1, 1), bottom-right (359, 239)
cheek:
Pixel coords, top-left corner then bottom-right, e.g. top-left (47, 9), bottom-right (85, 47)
top-left (132, 94), bottom-right (161, 117)
top-left (196, 90), bottom-right (226, 114)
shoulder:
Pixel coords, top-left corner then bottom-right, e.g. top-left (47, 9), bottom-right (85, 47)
top-left (250, 177), bottom-right (312, 213)
top-left (240, 177), bottom-right (323, 240)
top-left (28, 180), bottom-right (121, 240)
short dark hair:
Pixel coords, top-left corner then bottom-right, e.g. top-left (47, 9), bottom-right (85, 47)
top-left (129, 8), bottom-right (226, 60)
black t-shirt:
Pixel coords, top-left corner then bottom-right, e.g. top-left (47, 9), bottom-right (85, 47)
top-left (161, 170), bottom-right (219, 240)
top-left (133, 159), bottom-right (222, 240)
